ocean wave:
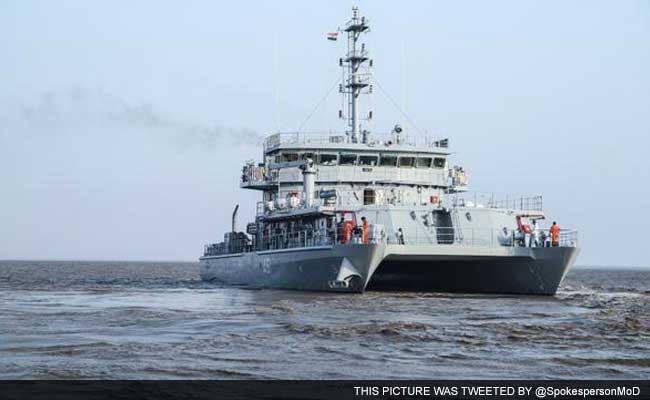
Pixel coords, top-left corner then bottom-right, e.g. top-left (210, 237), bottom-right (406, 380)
top-left (280, 321), bottom-right (440, 343)
top-left (2, 261), bottom-right (649, 379)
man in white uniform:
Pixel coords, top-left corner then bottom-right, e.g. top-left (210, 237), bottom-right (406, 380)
top-left (532, 220), bottom-right (541, 247)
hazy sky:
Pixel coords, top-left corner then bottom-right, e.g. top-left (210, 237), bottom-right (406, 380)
top-left (1, 1), bottom-right (649, 266)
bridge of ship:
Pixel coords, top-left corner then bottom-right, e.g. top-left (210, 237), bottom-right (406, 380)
top-left (240, 132), bottom-right (456, 190)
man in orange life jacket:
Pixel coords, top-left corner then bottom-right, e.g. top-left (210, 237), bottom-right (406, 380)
top-left (549, 221), bottom-right (561, 247)
top-left (361, 216), bottom-right (369, 244)
top-left (342, 219), bottom-right (355, 244)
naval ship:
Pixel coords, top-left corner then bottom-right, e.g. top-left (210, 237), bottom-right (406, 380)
top-left (200, 8), bottom-right (579, 295)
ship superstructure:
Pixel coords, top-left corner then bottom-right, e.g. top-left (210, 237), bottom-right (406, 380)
top-left (199, 8), bottom-right (579, 294)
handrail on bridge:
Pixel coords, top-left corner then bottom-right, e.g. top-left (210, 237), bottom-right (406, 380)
top-left (263, 131), bottom-right (448, 151)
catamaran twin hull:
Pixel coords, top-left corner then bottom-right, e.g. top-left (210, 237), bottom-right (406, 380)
top-left (198, 8), bottom-right (580, 295)
top-left (200, 244), bottom-right (579, 295)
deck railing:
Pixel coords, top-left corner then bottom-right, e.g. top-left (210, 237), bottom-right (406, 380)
top-left (263, 132), bottom-right (447, 152)
top-left (449, 193), bottom-right (544, 212)
top-left (203, 226), bottom-right (578, 256)
top-left (256, 192), bottom-right (544, 218)
top-left (393, 227), bottom-right (578, 248)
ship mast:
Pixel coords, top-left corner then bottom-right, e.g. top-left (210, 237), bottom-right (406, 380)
top-left (341, 7), bottom-right (372, 144)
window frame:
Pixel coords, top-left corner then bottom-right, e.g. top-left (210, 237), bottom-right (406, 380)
top-left (417, 157), bottom-right (433, 168)
top-left (363, 188), bottom-right (376, 205)
top-left (300, 152), bottom-right (315, 161)
top-left (339, 153), bottom-right (358, 166)
top-left (281, 152), bottom-right (299, 162)
top-left (359, 154), bottom-right (379, 166)
top-left (398, 156), bottom-right (416, 168)
top-left (318, 153), bottom-right (338, 166)
top-left (379, 154), bottom-right (398, 167)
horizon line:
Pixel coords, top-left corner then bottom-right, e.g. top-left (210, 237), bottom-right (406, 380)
top-left (0, 258), bottom-right (648, 270)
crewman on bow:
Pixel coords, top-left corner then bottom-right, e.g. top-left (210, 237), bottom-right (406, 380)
top-left (361, 216), bottom-right (369, 244)
top-left (341, 218), bottom-right (355, 244)
top-left (532, 220), bottom-right (541, 247)
top-left (549, 221), bottom-right (561, 247)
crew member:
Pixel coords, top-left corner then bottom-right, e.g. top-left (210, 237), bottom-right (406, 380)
top-left (397, 228), bottom-right (405, 245)
top-left (549, 221), bottom-right (561, 247)
top-left (337, 216), bottom-right (345, 243)
top-left (532, 220), bottom-right (541, 247)
top-left (361, 216), bottom-right (369, 244)
top-left (342, 219), bottom-right (355, 244)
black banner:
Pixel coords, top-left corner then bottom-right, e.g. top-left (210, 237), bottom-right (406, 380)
top-left (0, 381), bottom-right (648, 400)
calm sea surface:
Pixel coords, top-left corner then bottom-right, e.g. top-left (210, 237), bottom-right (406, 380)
top-left (0, 261), bottom-right (648, 379)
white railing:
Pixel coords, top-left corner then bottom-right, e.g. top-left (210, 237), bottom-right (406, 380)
top-left (255, 191), bottom-right (541, 217)
top-left (263, 132), bottom-right (447, 152)
top-left (390, 227), bottom-right (578, 248)
top-left (203, 226), bottom-right (578, 256)
top-left (449, 193), bottom-right (543, 212)
top-left (204, 228), bottom-right (349, 256)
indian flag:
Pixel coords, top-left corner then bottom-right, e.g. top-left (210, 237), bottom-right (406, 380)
top-left (327, 32), bottom-right (338, 41)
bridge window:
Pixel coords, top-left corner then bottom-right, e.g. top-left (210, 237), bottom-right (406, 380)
top-left (433, 157), bottom-right (446, 168)
top-left (281, 153), bottom-right (299, 162)
top-left (318, 153), bottom-right (338, 166)
top-left (340, 153), bottom-right (358, 165)
top-left (417, 157), bottom-right (432, 168)
top-left (379, 155), bottom-right (397, 166)
top-left (363, 189), bottom-right (375, 205)
top-left (399, 156), bottom-right (416, 167)
top-left (300, 152), bottom-right (314, 161)
top-left (359, 155), bottom-right (378, 166)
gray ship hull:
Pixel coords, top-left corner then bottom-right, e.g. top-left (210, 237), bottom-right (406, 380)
top-left (200, 244), bottom-right (385, 292)
top-left (200, 244), bottom-right (579, 295)
top-left (369, 246), bottom-right (579, 295)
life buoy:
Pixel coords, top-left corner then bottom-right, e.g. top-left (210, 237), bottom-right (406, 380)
top-left (430, 195), bottom-right (439, 204)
